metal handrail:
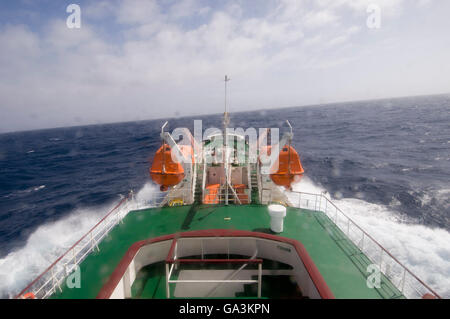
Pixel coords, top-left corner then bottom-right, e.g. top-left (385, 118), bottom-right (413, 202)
top-left (287, 190), bottom-right (442, 299)
top-left (202, 187), bottom-right (251, 204)
top-left (16, 186), bottom-right (441, 299)
top-left (165, 238), bottom-right (262, 298)
top-left (157, 187), bottom-right (194, 207)
top-left (202, 162), bottom-right (207, 202)
top-left (15, 192), bottom-right (135, 299)
top-left (134, 186), bottom-right (194, 208)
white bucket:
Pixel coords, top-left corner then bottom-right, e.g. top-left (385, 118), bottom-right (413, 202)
top-left (268, 204), bottom-right (287, 233)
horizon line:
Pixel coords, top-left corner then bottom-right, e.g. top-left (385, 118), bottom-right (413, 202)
top-left (1, 91), bottom-right (449, 135)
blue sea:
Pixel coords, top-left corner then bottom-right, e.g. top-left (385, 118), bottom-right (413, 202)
top-left (0, 94), bottom-right (449, 298)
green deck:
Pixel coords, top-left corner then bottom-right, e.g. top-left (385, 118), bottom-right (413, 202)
top-left (52, 204), bottom-right (404, 299)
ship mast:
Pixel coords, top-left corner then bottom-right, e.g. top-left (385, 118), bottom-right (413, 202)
top-left (224, 75), bottom-right (230, 205)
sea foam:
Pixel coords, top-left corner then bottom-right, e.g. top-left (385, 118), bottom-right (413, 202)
top-left (289, 177), bottom-right (450, 298)
top-left (0, 183), bottom-right (160, 299)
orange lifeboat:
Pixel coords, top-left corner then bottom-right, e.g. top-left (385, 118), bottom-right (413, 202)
top-left (270, 145), bottom-right (304, 189)
top-left (150, 144), bottom-right (185, 191)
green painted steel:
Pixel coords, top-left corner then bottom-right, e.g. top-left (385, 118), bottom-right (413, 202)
top-left (52, 204), bottom-right (404, 299)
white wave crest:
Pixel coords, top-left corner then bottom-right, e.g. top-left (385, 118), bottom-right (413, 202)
top-left (289, 177), bottom-right (450, 298)
top-left (0, 182), bottom-right (160, 299)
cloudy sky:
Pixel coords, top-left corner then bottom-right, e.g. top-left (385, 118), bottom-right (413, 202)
top-left (0, 0), bottom-right (449, 133)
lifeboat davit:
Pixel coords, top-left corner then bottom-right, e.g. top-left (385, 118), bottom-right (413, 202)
top-left (150, 144), bottom-right (185, 191)
top-left (269, 145), bottom-right (304, 189)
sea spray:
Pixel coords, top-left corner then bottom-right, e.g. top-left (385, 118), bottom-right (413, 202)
top-left (287, 177), bottom-right (450, 298)
top-left (0, 182), bottom-right (160, 298)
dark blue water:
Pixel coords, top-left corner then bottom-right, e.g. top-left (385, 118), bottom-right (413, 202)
top-left (1, 94), bottom-right (449, 259)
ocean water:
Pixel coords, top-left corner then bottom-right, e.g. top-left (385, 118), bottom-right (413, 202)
top-left (0, 94), bottom-right (449, 298)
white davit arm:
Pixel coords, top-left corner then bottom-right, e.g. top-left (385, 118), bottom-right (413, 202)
top-left (160, 122), bottom-right (190, 164)
top-left (259, 121), bottom-right (293, 174)
top-left (272, 120), bottom-right (293, 155)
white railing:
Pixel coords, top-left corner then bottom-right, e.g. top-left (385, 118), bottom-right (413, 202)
top-left (256, 162), bottom-right (262, 203)
top-left (16, 185), bottom-right (199, 299)
top-left (285, 190), bottom-right (442, 299)
top-left (202, 186), bottom-right (251, 205)
top-left (191, 162), bottom-right (198, 202)
top-left (202, 162), bottom-right (207, 202)
top-left (15, 192), bottom-right (138, 299)
top-left (165, 238), bottom-right (262, 298)
top-left (16, 185), bottom-right (441, 299)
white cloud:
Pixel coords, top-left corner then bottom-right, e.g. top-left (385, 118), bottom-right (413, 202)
top-left (316, 0), bottom-right (405, 16)
top-left (0, 0), bottom-right (448, 132)
top-left (84, 1), bottom-right (117, 20)
top-left (303, 10), bottom-right (340, 29)
top-left (117, 0), bottom-right (162, 25)
top-left (0, 24), bottom-right (39, 58)
top-left (417, 0), bottom-right (432, 7)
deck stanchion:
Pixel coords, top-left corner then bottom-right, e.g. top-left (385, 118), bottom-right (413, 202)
top-left (258, 263), bottom-right (262, 298)
top-left (94, 235), bottom-right (100, 252)
top-left (51, 268), bottom-right (62, 293)
top-left (201, 240), bottom-right (204, 259)
top-left (347, 219), bottom-right (350, 236)
top-left (174, 241), bottom-right (178, 270)
top-left (165, 263), bottom-right (170, 299)
top-left (90, 233), bottom-right (94, 250)
top-left (360, 232), bottom-right (365, 250)
top-left (380, 247), bottom-right (383, 269)
top-left (385, 263), bottom-right (391, 279)
top-left (401, 268), bottom-right (407, 293)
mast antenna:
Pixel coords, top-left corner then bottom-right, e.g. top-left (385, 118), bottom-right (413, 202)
top-left (224, 75), bottom-right (230, 127)
top-left (223, 75), bottom-right (230, 205)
